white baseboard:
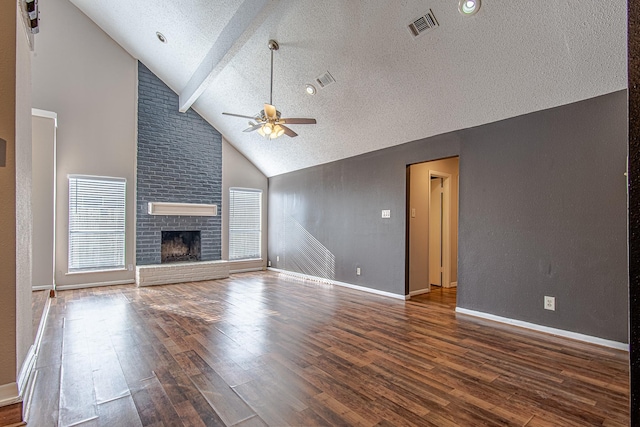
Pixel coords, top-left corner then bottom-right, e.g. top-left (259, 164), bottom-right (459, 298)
top-left (448, 281), bottom-right (457, 288)
top-left (409, 288), bottom-right (430, 296)
top-left (31, 285), bottom-right (52, 291)
top-left (17, 346), bottom-right (35, 398)
top-left (455, 307), bottom-right (628, 351)
top-left (268, 268), bottom-right (408, 300)
top-left (230, 267), bottom-right (265, 274)
top-left (0, 383), bottom-right (19, 407)
top-left (56, 279), bottom-right (135, 291)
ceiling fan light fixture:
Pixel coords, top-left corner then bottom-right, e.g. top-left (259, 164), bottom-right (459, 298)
top-left (222, 39), bottom-right (317, 139)
top-left (273, 125), bottom-right (285, 137)
top-left (459, 0), bottom-right (480, 15)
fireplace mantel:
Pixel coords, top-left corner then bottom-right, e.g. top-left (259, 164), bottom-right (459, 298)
top-left (147, 202), bottom-right (217, 216)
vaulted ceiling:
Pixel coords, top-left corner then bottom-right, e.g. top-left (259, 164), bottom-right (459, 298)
top-left (68, 0), bottom-right (627, 177)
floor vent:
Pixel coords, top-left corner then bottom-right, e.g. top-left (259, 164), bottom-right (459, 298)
top-left (315, 71), bottom-right (335, 89)
top-left (408, 9), bottom-right (439, 38)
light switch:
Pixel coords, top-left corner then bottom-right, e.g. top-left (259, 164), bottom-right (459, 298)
top-left (411, 208), bottom-right (416, 218)
top-left (382, 209), bottom-right (391, 218)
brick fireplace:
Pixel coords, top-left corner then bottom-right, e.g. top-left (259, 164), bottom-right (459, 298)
top-left (135, 63), bottom-right (226, 286)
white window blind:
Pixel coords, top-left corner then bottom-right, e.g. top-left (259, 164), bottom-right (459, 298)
top-left (229, 188), bottom-right (262, 260)
top-left (68, 175), bottom-right (126, 272)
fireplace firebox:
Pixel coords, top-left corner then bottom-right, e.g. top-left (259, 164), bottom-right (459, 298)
top-left (161, 231), bottom-right (201, 263)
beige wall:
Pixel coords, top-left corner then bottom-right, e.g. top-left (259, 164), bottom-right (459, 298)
top-left (16, 2), bottom-right (34, 383)
top-left (409, 157), bottom-right (459, 293)
top-left (32, 113), bottom-right (56, 289)
top-left (0, 0), bottom-right (33, 401)
top-left (222, 138), bottom-right (268, 271)
top-left (32, 0), bottom-right (137, 288)
top-left (0, 0), bottom-right (19, 389)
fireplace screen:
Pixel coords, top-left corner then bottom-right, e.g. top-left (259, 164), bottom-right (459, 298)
top-left (161, 231), bottom-right (201, 263)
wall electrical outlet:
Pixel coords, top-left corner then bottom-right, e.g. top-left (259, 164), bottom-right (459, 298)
top-left (356, 267), bottom-right (361, 276)
top-left (127, 264), bottom-right (133, 271)
top-left (544, 296), bottom-right (556, 311)
top-left (382, 209), bottom-right (391, 218)
top-left (276, 255), bottom-right (280, 262)
top-left (268, 260), bottom-right (271, 267)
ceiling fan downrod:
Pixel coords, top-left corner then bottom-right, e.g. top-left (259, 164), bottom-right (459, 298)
top-left (268, 39), bottom-right (279, 106)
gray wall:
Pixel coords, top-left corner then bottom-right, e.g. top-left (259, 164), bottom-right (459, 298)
top-left (136, 63), bottom-right (222, 265)
top-left (457, 90), bottom-right (628, 343)
top-left (268, 90), bottom-right (628, 343)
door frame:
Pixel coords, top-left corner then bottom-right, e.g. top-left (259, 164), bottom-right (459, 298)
top-left (428, 170), bottom-right (452, 291)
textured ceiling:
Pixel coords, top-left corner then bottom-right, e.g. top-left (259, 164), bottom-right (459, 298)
top-left (69, 0), bottom-right (627, 177)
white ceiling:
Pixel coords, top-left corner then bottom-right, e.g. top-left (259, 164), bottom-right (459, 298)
top-left (68, 0), bottom-right (628, 177)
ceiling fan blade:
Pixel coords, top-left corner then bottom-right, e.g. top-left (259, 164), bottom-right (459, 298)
top-left (243, 123), bottom-right (263, 133)
top-left (223, 112), bottom-right (258, 120)
top-left (264, 104), bottom-right (277, 120)
top-left (280, 125), bottom-right (298, 137)
top-left (280, 118), bottom-right (317, 125)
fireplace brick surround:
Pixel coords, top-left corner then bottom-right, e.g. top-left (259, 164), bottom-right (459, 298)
top-left (136, 260), bottom-right (229, 287)
top-left (135, 63), bottom-right (224, 285)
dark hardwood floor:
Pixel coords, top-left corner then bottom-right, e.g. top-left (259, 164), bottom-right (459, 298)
top-left (27, 272), bottom-right (629, 426)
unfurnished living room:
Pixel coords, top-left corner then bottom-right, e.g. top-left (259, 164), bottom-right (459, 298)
top-left (1, 0), bottom-right (639, 426)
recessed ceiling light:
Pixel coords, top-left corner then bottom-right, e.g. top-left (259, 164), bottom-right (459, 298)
top-left (156, 31), bottom-right (167, 43)
top-left (305, 84), bottom-right (316, 95)
top-left (459, 0), bottom-right (480, 16)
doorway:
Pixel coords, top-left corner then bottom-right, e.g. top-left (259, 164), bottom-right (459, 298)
top-left (407, 157), bottom-right (459, 298)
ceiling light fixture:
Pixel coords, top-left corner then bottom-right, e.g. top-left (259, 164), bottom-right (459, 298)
top-left (305, 84), bottom-right (316, 95)
top-left (156, 31), bottom-right (167, 43)
top-left (458, 0), bottom-right (480, 16)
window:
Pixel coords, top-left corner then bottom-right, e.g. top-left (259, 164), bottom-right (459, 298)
top-left (68, 175), bottom-right (126, 272)
top-left (229, 188), bottom-right (262, 260)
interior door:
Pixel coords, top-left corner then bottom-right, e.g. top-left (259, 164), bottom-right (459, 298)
top-left (429, 177), bottom-right (443, 287)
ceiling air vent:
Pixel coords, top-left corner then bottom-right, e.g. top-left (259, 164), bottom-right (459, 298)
top-left (408, 9), bottom-right (439, 38)
top-left (315, 71), bottom-right (335, 89)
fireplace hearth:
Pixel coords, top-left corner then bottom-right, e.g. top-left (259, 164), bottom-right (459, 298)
top-left (161, 231), bottom-right (201, 263)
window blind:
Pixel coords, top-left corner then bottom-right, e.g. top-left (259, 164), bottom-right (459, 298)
top-left (229, 188), bottom-right (262, 260)
top-left (68, 175), bottom-right (126, 272)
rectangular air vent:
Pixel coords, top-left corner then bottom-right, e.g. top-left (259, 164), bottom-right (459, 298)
top-left (408, 9), bottom-right (439, 38)
top-left (315, 71), bottom-right (335, 88)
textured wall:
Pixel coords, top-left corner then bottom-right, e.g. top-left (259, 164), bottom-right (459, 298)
top-left (0, 0), bottom-right (18, 386)
top-left (269, 90), bottom-right (628, 343)
top-left (15, 2), bottom-right (34, 383)
top-left (137, 63), bottom-right (222, 265)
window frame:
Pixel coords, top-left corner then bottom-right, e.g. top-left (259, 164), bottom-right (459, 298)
top-left (228, 187), bottom-right (263, 261)
top-left (68, 174), bottom-right (127, 273)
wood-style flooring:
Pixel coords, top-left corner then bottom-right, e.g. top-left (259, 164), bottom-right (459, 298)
top-left (27, 272), bottom-right (629, 426)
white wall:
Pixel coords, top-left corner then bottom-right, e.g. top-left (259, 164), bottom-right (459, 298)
top-left (222, 138), bottom-right (268, 271)
top-left (32, 0), bottom-right (137, 288)
top-left (31, 113), bottom-right (56, 289)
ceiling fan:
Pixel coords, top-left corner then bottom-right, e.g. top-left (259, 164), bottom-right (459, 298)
top-left (222, 39), bottom-right (316, 139)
